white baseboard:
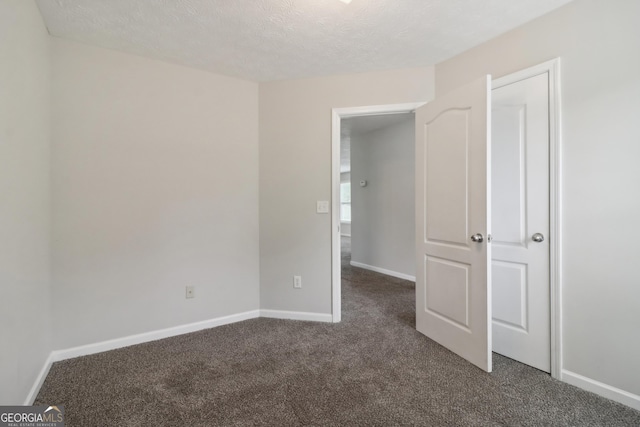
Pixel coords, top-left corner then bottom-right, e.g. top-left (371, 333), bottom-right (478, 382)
top-left (562, 369), bottom-right (640, 411)
top-left (350, 261), bottom-right (416, 282)
top-left (24, 353), bottom-right (55, 405)
top-left (260, 309), bottom-right (333, 323)
top-left (23, 312), bottom-right (640, 413)
top-left (51, 310), bottom-right (261, 362)
top-left (25, 308), bottom-right (336, 404)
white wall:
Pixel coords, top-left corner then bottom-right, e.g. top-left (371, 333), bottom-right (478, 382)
top-left (51, 39), bottom-right (260, 349)
top-left (260, 68), bottom-right (434, 315)
top-left (351, 118), bottom-right (415, 279)
top-left (0, 0), bottom-right (51, 404)
top-left (436, 0), bottom-right (640, 400)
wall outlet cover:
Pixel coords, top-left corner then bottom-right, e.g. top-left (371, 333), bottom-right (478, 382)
top-left (186, 286), bottom-right (195, 299)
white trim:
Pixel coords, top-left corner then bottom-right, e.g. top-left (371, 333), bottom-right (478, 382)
top-left (548, 59), bottom-right (564, 382)
top-left (492, 58), bottom-right (563, 380)
top-left (24, 309), bottom-right (341, 403)
top-left (332, 109), bottom-right (341, 324)
top-left (562, 370), bottom-right (640, 411)
top-left (331, 102), bottom-right (426, 324)
top-left (260, 309), bottom-right (333, 323)
top-left (24, 353), bottom-right (55, 405)
top-left (51, 310), bottom-right (260, 362)
top-left (350, 261), bottom-right (416, 282)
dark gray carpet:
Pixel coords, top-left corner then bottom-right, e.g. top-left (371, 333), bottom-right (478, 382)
top-left (36, 237), bottom-right (640, 426)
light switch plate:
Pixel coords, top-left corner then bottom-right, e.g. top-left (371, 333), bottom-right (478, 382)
top-left (316, 200), bottom-right (329, 214)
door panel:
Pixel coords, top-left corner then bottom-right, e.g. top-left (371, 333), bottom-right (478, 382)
top-left (492, 106), bottom-right (527, 247)
top-left (416, 75), bottom-right (492, 372)
top-left (492, 73), bottom-right (550, 372)
top-left (425, 110), bottom-right (469, 246)
top-left (425, 256), bottom-right (470, 329)
top-left (492, 261), bottom-right (527, 330)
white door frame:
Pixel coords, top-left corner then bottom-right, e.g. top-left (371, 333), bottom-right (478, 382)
top-left (492, 58), bottom-right (563, 380)
top-left (331, 103), bottom-right (426, 323)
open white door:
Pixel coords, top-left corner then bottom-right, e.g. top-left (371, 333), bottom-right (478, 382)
top-left (415, 75), bottom-right (492, 372)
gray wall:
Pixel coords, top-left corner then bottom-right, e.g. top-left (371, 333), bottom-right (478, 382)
top-left (340, 171), bottom-right (351, 237)
top-left (436, 0), bottom-right (640, 398)
top-left (0, 0), bottom-right (51, 404)
top-left (259, 68), bottom-right (435, 315)
top-left (51, 39), bottom-right (260, 349)
top-left (351, 118), bottom-right (415, 278)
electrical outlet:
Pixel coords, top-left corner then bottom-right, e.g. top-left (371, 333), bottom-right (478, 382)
top-left (186, 286), bottom-right (195, 299)
top-left (293, 275), bottom-right (302, 289)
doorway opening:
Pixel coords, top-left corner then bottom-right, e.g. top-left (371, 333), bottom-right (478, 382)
top-left (341, 112), bottom-right (416, 276)
top-left (331, 103), bottom-right (425, 323)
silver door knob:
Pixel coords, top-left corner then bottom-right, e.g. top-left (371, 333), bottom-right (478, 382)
top-left (532, 233), bottom-right (545, 243)
top-left (470, 233), bottom-right (484, 243)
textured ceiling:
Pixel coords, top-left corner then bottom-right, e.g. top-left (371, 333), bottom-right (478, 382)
top-left (36, 0), bottom-right (573, 82)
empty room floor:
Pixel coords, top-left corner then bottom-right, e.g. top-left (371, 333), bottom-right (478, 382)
top-left (35, 237), bottom-right (640, 426)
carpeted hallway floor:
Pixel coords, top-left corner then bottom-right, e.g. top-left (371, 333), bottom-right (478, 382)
top-left (36, 237), bottom-right (640, 426)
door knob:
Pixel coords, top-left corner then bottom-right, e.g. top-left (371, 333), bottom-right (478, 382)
top-left (532, 233), bottom-right (545, 243)
top-left (470, 233), bottom-right (484, 243)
